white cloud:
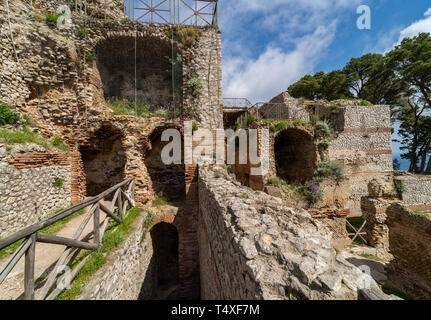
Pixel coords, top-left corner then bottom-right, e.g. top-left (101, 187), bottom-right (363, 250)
top-left (381, 7), bottom-right (431, 52)
top-left (223, 24), bottom-right (336, 102)
top-left (220, 0), bottom-right (360, 102)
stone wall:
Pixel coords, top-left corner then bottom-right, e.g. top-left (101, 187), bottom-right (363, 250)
top-left (394, 174), bottom-right (431, 209)
top-left (0, 143), bottom-right (71, 238)
top-left (327, 105), bottom-right (393, 216)
top-left (1, 0), bottom-right (223, 205)
top-left (78, 211), bottom-right (154, 300)
top-left (198, 167), bottom-right (393, 300)
top-left (385, 204), bottom-right (431, 300)
top-left (362, 200), bottom-right (431, 300)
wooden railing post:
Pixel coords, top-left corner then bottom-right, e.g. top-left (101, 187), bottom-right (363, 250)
top-left (118, 191), bottom-right (123, 221)
top-left (24, 233), bottom-right (36, 300)
top-left (93, 203), bottom-right (100, 246)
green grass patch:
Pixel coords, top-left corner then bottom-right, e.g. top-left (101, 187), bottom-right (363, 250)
top-left (270, 121), bottom-right (289, 132)
top-left (152, 196), bottom-right (169, 207)
top-left (51, 136), bottom-right (69, 153)
top-left (0, 127), bottom-right (69, 153)
top-left (0, 238), bottom-right (24, 260)
top-left (56, 207), bottom-right (141, 300)
top-left (414, 210), bottom-right (431, 218)
top-left (144, 210), bottom-right (154, 230)
top-left (107, 97), bottom-right (179, 119)
top-left (360, 253), bottom-right (382, 261)
top-left (45, 13), bottom-right (61, 23)
top-left (39, 207), bottom-right (86, 236)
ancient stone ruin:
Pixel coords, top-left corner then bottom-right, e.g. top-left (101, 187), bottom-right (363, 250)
top-left (0, 0), bottom-right (429, 301)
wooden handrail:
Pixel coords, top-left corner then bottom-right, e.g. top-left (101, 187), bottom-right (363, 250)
top-left (0, 178), bottom-right (133, 250)
top-left (0, 178), bottom-right (136, 300)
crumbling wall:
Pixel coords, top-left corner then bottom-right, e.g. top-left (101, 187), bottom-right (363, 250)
top-left (0, 143), bottom-right (71, 238)
top-left (198, 167), bottom-right (393, 300)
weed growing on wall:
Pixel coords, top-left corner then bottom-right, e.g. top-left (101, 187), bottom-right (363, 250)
top-left (0, 101), bottom-right (20, 126)
top-left (314, 161), bottom-right (345, 180)
top-left (188, 78), bottom-right (203, 98)
top-left (53, 177), bottom-right (65, 187)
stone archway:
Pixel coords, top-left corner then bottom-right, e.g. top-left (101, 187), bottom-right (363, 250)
top-left (80, 125), bottom-right (127, 196)
top-left (274, 128), bottom-right (317, 185)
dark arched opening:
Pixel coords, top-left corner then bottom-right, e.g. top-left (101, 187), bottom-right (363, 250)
top-left (80, 126), bottom-right (127, 196)
top-left (96, 35), bottom-right (182, 111)
top-left (274, 128), bottom-right (317, 185)
top-left (151, 222), bottom-right (179, 299)
top-left (144, 128), bottom-right (185, 202)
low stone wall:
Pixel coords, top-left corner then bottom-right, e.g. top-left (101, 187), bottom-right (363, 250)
top-left (198, 167), bottom-right (393, 300)
top-left (78, 212), bottom-right (154, 300)
top-left (0, 143), bottom-right (71, 238)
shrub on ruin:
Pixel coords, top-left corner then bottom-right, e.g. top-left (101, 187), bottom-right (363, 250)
top-left (53, 177), bottom-right (64, 187)
top-left (187, 78), bottom-right (203, 98)
top-left (296, 180), bottom-right (323, 205)
top-left (245, 114), bottom-right (256, 127)
top-left (318, 139), bottom-right (331, 150)
top-left (213, 170), bottom-right (222, 179)
top-left (85, 51), bottom-right (97, 62)
top-left (45, 13), bottom-right (61, 23)
top-left (314, 161), bottom-right (345, 180)
top-left (152, 196), bottom-right (169, 207)
top-left (293, 119), bottom-right (309, 127)
top-left (315, 120), bottom-right (331, 138)
top-left (266, 177), bottom-right (288, 188)
top-left (76, 27), bottom-right (89, 39)
top-left (176, 26), bottom-right (202, 47)
top-left (394, 180), bottom-right (406, 196)
top-left (51, 136), bottom-right (69, 153)
top-left (0, 102), bottom-right (20, 126)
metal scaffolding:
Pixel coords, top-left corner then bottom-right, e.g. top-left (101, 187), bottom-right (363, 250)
top-left (124, 0), bottom-right (218, 26)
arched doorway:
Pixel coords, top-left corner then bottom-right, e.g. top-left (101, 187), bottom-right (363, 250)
top-left (274, 128), bottom-right (317, 185)
top-left (150, 222), bottom-right (179, 300)
top-left (80, 126), bottom-right (127, 196)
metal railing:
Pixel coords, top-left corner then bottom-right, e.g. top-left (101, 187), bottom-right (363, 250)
top-left (222, 98), bottom-right (253, 109)
top-left (0, 178), bottom-right (135, 300)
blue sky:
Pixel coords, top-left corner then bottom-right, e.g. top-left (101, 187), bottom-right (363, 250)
top-left (218, 0), bottom-right (431, 170)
